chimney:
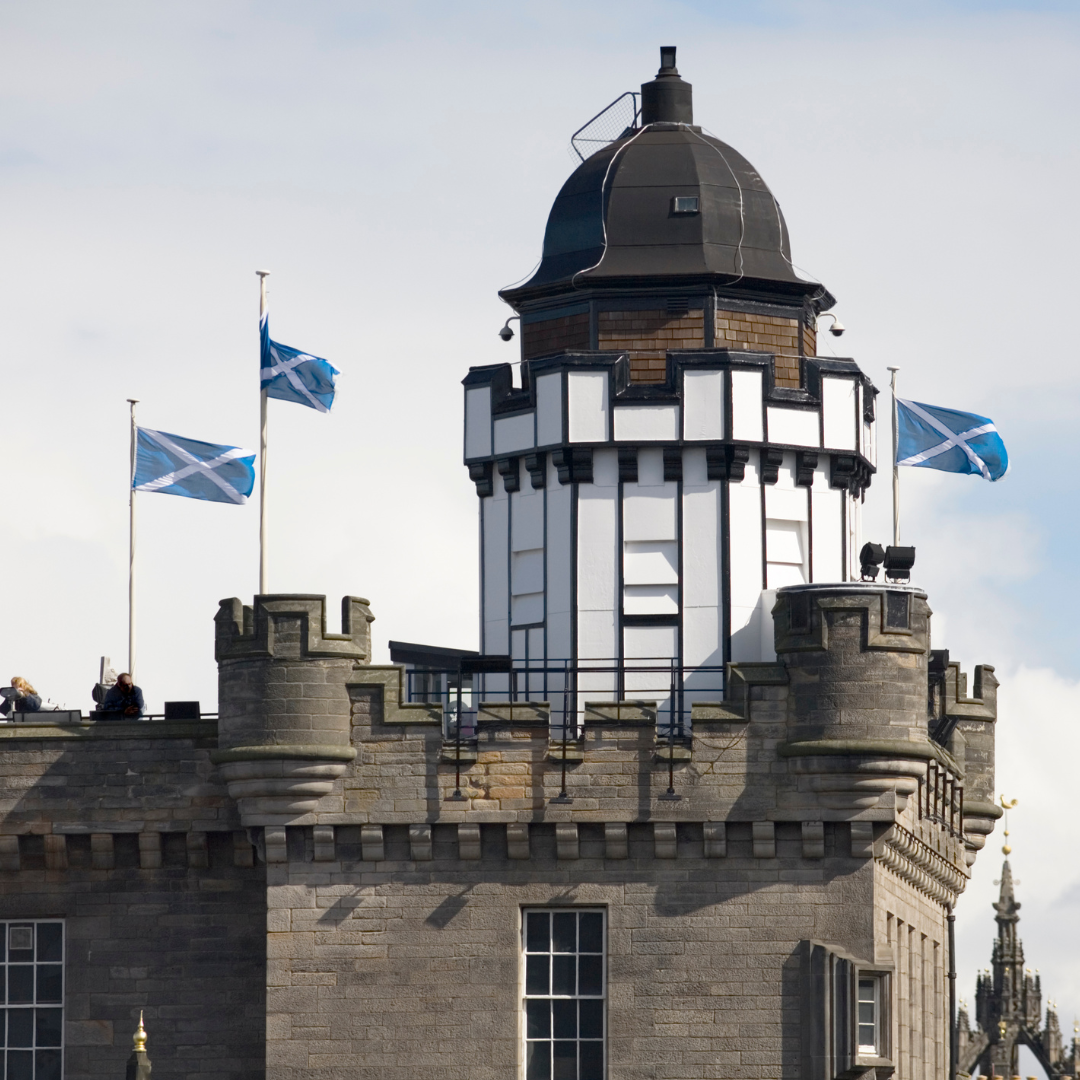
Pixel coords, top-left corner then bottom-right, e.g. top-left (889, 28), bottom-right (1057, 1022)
top-left (640, 46), bottom-right (693, 125)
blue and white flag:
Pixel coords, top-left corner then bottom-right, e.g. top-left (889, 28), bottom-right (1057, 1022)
top-left (896, 399), bottom-right (1008, 481)
top-left (260, 311), bottom-right (339, 413)
top-left (133, 428), bottom-right (255, 504)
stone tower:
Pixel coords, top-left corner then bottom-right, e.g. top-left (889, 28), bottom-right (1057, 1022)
top-left (958, 859), bottom-right (1080, 1079)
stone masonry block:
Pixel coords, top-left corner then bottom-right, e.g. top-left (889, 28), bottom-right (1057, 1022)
top-left (186, 831), bottom-right (208, 869)
top-left (43, 834), bottom-right (67, 871)
top-left (801, 821), bottom-right (825, 859)
top-left (90, 833), bottom-right (114, 870)
top-left (138, 831), bottom-right (162, 870)
top-left (704, 821), bottom-right (727, 858)
top-left (0, 836), bottom-right (17, 871)
top-left (233, 830), bottom-right (254, 867)
top-left (409, 824), bottom-right (432, 861)
top-left (850, 821), bottom-right (874, 858)
top-left (752, 821), bottom-right (776, 859)
top-left (507, 824), bottom-right (530, 859)
top-left (556, 823), bottom-right (579, 860)
top-left (264, 825), bottom-right (288, 863)
top-left (604, 823), bottom-right (628, 859)
top-left (361, 825), bottom-right (384, 862)
top-left (313, 825), bottom-right (336, 861)
top-left (654, 823), bottom-right (677, 859)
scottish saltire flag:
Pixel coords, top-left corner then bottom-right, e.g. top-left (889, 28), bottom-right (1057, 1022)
top-left (260, 311), bottom-right (339, 413)
top-left (133, 428), bottom-right (255, 504)
top-left (896, 399), bottom-right (1008, 481)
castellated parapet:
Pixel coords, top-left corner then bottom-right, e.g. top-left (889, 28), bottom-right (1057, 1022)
top-left (212, 594), bottom-right (374, 825)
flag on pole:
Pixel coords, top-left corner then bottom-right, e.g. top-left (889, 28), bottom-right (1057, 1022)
top-left (133, 428), bottom-right (256, 504)
top-left (896, 399), bottom-right (1008, 481)
top-left (260, 311), bottom-right (339, 413)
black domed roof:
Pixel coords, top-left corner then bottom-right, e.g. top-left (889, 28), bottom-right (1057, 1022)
top-left (502, 126), bottom-right (815, 303)
top-left (501, 51), bottom-right (828, 307)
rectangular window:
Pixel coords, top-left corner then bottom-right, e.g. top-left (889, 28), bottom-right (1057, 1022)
top-left (857, 976), bottom-right (879, 1054)
top-left (523, 909), bottom-right (605, 1080)
top-left (1, 921), bottom-right (64, 1080)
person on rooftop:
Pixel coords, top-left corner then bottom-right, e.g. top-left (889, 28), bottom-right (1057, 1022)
top-left (102, 673), bottom-right (145, 719)
top-left (1, 677), bottom-right (42, 716)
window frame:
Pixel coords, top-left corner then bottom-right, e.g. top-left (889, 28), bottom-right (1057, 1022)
top-left (520, 907), bottom-right (607, 1080)
top-left (0, 919), bottom-right (65, 1080)
top-left (854, 967), bottom-right (892, 1065)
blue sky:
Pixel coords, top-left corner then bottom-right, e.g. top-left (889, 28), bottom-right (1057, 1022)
top-left (1, 0), bottom-right (1079, 1046)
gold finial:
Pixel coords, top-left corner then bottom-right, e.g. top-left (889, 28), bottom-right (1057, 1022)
top-left (1000, 795), bottom-right (1018, 854)
top-left (133, 1011), bottom-right (147, 1053)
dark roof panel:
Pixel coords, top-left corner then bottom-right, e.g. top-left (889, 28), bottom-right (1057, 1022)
top-left (502, 125), bottom-right (821, 304)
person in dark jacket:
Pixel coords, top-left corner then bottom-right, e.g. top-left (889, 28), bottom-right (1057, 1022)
top-left (0, 677), bottom-right (42, 716)
top-left (102, 673), bottom-right (145, 719)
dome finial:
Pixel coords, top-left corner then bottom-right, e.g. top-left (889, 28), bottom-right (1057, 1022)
top-left (641, 46), bottom-right (693, 125)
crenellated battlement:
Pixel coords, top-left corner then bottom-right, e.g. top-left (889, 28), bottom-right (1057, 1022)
top-left (214, 593), bottom-right (373, 662)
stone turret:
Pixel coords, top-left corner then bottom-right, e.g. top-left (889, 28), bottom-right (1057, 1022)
top-left (211, 594), bottom-right (373, 825)
top-left (770, 582), bottom-right (956, 817)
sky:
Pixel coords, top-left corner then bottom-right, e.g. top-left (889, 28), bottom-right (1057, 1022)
top-left (1, 0), bottom-right (1078, 1047)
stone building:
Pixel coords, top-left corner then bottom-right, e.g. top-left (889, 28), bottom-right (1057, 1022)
top-left (0, 49), bottom-right (1004, 1080)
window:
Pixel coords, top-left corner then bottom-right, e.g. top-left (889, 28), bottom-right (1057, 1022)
top-left (523, 909), bottom-right (605, 1080)
top-left (1, 921), bottom-right (64, 1080)
top-left (857, 977), bottom-right (880, 1054)
top-left (672, 196), bottom-right (699, 214)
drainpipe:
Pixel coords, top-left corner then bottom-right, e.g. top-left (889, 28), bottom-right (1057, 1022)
top-left (949, 906), bottom-right (958, 1080)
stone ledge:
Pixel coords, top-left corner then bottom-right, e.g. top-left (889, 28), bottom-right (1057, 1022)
top-left (0, 720), bottom-right (218, 741)
top-left (210, 744), bottom-right (357, 764)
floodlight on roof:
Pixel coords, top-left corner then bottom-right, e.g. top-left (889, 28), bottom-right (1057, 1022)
top-left (859, 542), bottom-right (885, 582)
top-left (883, 546), bottom-right (916, 583)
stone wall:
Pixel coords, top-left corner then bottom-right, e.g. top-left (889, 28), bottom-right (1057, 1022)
top-left (0, 724), bottom-right (264, 1080)
top-left (264, 819), bottom-right (874, 1080)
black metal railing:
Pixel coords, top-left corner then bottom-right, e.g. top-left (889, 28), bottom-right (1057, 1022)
top-left (405, 657), bottom-right (725, 741)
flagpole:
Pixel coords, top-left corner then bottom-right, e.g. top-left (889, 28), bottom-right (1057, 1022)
top-left (127, 398), bottom-right (139, 678)
top-left (888, 366), bottom-right (900, 546)
top-left (257, 270), bottom-right (270, 595)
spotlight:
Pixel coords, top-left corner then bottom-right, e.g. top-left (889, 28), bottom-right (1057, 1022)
top-left (498, 316), bottom-right (520, 342)
top-left (859, 542), bottom-right (885, 581)
top-left (883, 545), bottom-right (916, 583)
top-left (817, 312), bottom-right (845, 338)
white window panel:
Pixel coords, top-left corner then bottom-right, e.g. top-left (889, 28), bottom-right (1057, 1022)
top-left (624, 623), bottom-right (677, 659)
top-left (822, 377), bottom-right (857, 450)
top-left (612, 404), bottom-right (679, 441)
top-left (623, 491), bottom-right (677, 542)
top-left (767, 406), bottom-right (820, 448)
top-left (494, 412), bottom-right (535, 455)
top-left (535, 373), bottom-right (563, 446)
top-left (766, 518), bottom-right (806, 564)
top-left (512, 549), bottom-right (544, 595)
top-left (465, 386), bottom-right (492, 458)
top-left (511, 592), bottom-right (544, 626)
top-left (731, 368), bottom-right (763, 442)
top-left (765, 484), bottom-right (808, 521)
top-left (683, 369), bottom-right (724, 440)
top-left (766, 518), bottom-right (808, 590)
top-left (512, 490), bottom-right (544, 551)
top-left (623, 541), bottom-right (678, 585)
top-left (567, 371), bottom-right (609, 443)
top-left (623, 584), bottom-right (679, 615)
